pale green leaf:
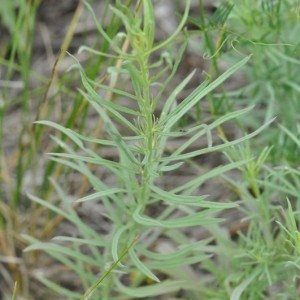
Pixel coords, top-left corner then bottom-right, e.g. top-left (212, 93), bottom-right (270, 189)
top-left (151, 185), bottom-right (236, 209)
top-left (75, 189), bottom-right (125, 203)
top-left (129, 247), bottom-right (160, 283)
top-left (133, 205), bottom-right (224, 228)
top-left (163, 56), bottom-right (251, 130)
top-left (161, 117), bottom-right (275, 162)
top-left (114, 278), bottom-right (186, 298)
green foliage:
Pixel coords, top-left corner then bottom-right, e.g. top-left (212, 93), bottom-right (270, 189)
top-left (0, 0), bottom-right (299, 299)
top-left (24, 1), bottom-right (270, 299)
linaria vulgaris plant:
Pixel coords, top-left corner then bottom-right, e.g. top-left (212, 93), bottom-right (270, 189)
top-left (23, 1), bottom-right (272, 299)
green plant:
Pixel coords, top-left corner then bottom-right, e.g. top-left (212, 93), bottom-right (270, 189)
top-left (230, 0), bottom-right (300, 165)
top-left (188, 0), bottom-right (300, 165)
top-left (1, 0), bottom-right (299, 299)
top-left (0, 0), bottom-right (43, 298)
top-left (0, 1), bottom-right (132, 298)
top-left (196, 94), bottom-right (300, 300)
top-left (22, 1), bottom-right (273, 299)
top-left (216, 141), bottom-right (299, 299)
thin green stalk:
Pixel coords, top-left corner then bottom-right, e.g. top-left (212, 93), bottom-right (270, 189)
top-left (81, 236), bottom-right (138, 300)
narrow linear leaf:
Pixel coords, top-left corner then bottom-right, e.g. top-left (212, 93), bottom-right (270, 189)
top-left (135, 239), bottom-right (210, 261)
top-left (134, 205), bottom-right (224, 228)
top-left (149, 0), bottom-right (190, 54)
top-left (129, 247), bottom-right (160, 283)
top-left (35, 120), bottom-right (84, 148)
top-left (133, 205), bottom-right (163, 227)
top-left (230, 270), bottom-right (260, 300)
top-left (24, 242), bottom-right (96, 265)
top-left (38, 277), bottom-right (82, 299)
top-left (162, 117), bottom-right (275, 162)
top-left (76, 189), bottom-right (125, 203)
top-left (147, 254), bottom-right (211, 269)
top-left (163, 106), bottom-right (254, 159)
top-left (151, 185), bottom-right (236, 209)
top-left (160, 70), bottom-right (196, 118)
top-left (114, 278), bottom-right (186, 298)
top-left (163, 56), bottom-right (251, 130)
top-left (23, 235), bottom-right (91, 280)
top-left (52, 236), bottom-right (105, 247)
top-left (172, 159), bottom-right (252, 194)
top-left (159, 161), bottom-right (184, 172)
top-left (279, 124), bottom-right (300, 147)
top-left (111, 224), bottom-right (132, 265)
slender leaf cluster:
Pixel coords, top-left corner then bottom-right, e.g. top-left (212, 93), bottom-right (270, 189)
top-left (22, 1), bottom-right (270, 299)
